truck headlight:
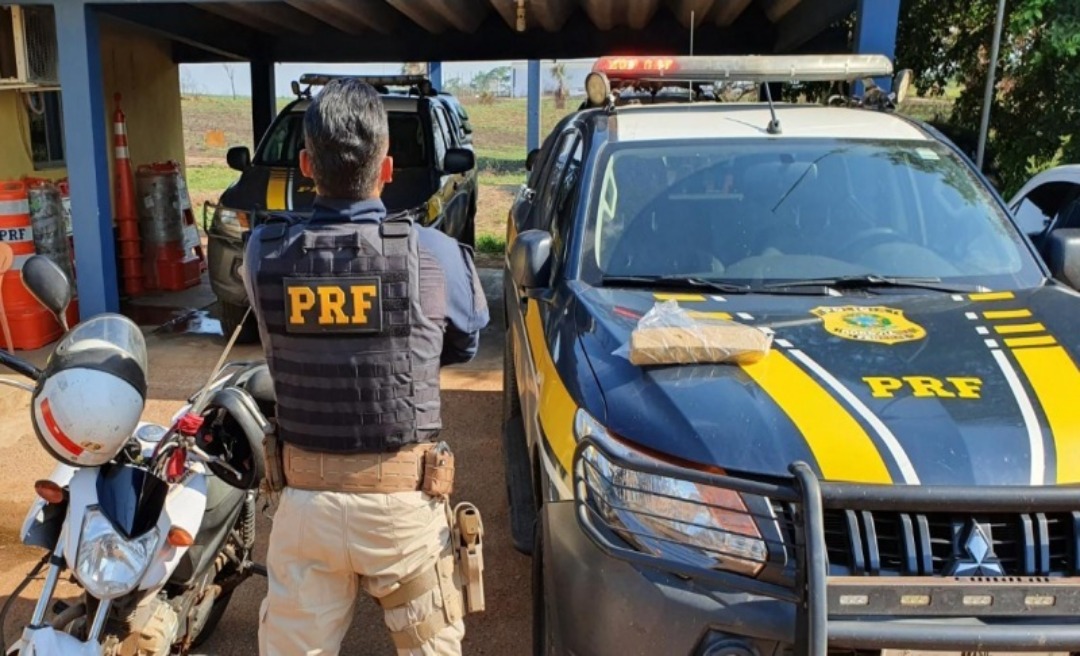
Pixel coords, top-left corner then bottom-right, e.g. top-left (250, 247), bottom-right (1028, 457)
top-left (574, 409), bottom-right (770, 576)
top-left (75, 507), bottom-right (158, 600)
top-left (212, 207), bottom-right (249, 239)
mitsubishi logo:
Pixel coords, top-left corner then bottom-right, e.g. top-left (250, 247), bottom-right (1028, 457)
top-left (947, 521), bottom-right (1006, 577)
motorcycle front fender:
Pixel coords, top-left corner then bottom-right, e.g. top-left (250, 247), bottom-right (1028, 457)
top-left (18, 626), bottom-right (100, 656)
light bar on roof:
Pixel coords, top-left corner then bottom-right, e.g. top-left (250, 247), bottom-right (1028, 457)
top-left (298, 73), bottom-right (430, 87)
top-left (592, 54), bottom-right (893, 83)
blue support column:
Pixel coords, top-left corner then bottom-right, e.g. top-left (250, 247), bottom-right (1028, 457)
top-left (428, 62), bottom-right (443, 90)
top-left (853, 0), bottom-right (901, 95)
top-left (526, 60), bottom-right (541, 152)
top-left (250, 60), bottom-right (276, 143)
top-left (55, 2), bottom-right (117, 318)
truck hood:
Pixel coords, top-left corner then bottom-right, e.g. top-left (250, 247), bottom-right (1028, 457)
top-left (577, 284), bottom-right (1080, 486)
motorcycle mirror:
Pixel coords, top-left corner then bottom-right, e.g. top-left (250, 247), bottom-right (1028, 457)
top-left (22, 255), bottom-right (72, 332)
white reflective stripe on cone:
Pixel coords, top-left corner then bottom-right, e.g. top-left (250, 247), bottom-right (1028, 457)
top-left (114, 123), bottom-right (126, 135)
top-left (115, 146), bottom-right (129, 158)
top-left (0, 200), bottom-right (30, 215)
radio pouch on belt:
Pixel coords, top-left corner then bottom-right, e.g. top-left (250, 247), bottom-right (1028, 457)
top-left (452, 502), bottom-right (485, 613)
top-left (262, 432), bottom-right (285, 494)
top-left (423, 442), bottom-right (455, 498)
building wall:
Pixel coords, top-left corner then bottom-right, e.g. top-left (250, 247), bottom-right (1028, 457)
top-left (0, 19), bottom-right (185, 212)
top-left (98, 18), bottom-right (186, 210)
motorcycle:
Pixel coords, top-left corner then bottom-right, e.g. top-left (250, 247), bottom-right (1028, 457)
top-left (0, 255), bottom-right (275, 655)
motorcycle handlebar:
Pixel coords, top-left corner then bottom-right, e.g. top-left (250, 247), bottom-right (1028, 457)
top-left (0, 349), bottom-right (43, 381)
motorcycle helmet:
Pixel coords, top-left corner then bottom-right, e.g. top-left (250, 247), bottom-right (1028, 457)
top-left (32, 314), bottom-right (148, 467)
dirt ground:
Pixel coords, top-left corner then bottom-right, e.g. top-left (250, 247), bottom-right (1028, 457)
top-left (0, 268), bottom-right (1067, 656)
top-left (0, 269), bottom-right (530, 655)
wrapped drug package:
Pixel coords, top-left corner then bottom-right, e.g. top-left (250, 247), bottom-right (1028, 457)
top-left (625, 300), bottom-right (772, 366)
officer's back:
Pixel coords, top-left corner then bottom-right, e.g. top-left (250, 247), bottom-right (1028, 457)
top-left (244, 78), bottom-right (488, 656)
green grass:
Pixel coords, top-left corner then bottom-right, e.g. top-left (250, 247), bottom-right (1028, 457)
top-left (479, 171), bottom-right (526, 187)
top-left (475, 233), bottom-right (506, 254)
top-left (186, 165), bottom-right (239, 193)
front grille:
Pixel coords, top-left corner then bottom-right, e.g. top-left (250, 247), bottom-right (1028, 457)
top-left (814, 509), bottom-right (1080, 577)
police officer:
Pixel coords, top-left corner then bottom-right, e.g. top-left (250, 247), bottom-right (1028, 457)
top-left (244, 78), bottom-right (489, 655)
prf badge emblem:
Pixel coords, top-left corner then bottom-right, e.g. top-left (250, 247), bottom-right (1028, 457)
top-left (284, 276), bottom-right (382, 333)
top-left (811, 306), bottom-right (926, 345)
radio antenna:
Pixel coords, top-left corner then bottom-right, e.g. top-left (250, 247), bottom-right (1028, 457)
top-left (689, 11), bottom-right (695, 101)
top-left (762, 81), bottom-right (782, 134)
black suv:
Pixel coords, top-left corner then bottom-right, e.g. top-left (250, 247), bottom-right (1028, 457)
top-left (205, 75), bottom-right (477, 340)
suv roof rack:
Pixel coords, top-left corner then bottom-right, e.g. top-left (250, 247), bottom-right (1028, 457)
top-left (294, 73), bottom-right (438, 98)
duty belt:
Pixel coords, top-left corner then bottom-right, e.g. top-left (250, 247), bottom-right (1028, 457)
top-left (282, 442), bottom-right (434, 493)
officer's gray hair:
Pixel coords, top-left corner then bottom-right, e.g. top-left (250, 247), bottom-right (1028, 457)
top-left (303, 78), bottom-right (389, 199)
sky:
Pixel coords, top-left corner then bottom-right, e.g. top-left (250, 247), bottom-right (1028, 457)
top-left (182, 60), bottom-right (596, 99)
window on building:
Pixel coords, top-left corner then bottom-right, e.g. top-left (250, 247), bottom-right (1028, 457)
top-left (27, 91), bottom-right (64, 169)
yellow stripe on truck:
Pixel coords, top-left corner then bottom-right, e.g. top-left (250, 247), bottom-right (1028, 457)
top-left (267, 169), bottom-right (287, 210)
top-left (524, 300), bottom-right (578, 475)
top-left (741, 351), bottom-right (893, 483)
top-left (1011, 345), bottom-right (1080, 483)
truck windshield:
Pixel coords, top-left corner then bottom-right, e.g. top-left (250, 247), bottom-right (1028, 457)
top-left (583, 139), bottom-right (1044, 291)
top-left (255, 111), bottom-right (428, 169)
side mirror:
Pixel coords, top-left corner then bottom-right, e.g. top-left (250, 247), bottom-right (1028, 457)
top-left (1045, 228), bottom-right (1080, 289)
top-left (525, 148), bottom-right (541, 172)
top-left (509, 230), bottom-right (552, 291)
top-left (22, 255), bottom-right (72, 331)
top-left (226, 146), bottom-right (251, 172)
top-left (443, 148), bottom-right (475, 175)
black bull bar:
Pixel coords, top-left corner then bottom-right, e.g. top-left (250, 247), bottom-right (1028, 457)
top-left (572, 434), bottom-right (1080, 653)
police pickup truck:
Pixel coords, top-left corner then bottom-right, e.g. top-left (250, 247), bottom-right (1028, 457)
top-left (502, 54), bottom-right (1080, 655)
top-left (205, 74), bottom-right (477, 340)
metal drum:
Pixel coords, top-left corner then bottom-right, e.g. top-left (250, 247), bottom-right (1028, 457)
top-left (135, 163), bottom-right (185, 246)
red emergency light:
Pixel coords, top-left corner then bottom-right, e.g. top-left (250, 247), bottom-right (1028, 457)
top-left (591, 54), bottom-right (893, 83)
top-left (594, 57), bottom-right (679, 76)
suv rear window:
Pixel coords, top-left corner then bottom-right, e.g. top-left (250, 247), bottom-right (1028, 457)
top-left (255, 110), bottom-right (428, 169)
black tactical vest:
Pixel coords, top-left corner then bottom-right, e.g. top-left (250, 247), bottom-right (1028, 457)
top-left (250, 214), bottom-right (443, 453)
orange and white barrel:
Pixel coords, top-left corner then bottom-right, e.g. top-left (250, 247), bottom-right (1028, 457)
top-left (0, 180), bottom-right (76, 349)
top-left (0, 181), bottom-right (37, 273)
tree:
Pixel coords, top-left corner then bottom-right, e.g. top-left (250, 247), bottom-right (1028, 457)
top-left (896, 0), bottom-right (1080, 195)
top-left (469, 66), bottom-right (513, 96)
top-left (401, 62), bottom-right (428, 76)
top-left (180, 67), bottom-right (202, 100)
top-left (551, 62), bottom-right (568, 109)
top-left (222, 64), bottom-right (238, 99)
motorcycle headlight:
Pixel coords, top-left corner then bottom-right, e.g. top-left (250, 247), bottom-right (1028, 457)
top-left (212, 207), bottom-right (249, 239)
top-left (574, 409), bottom-right (771, 577)
top-left (75, 507), bottom-right (158, 599)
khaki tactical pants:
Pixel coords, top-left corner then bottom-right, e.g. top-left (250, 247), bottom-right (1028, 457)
top-left (259, 487), bottom-right (465, 655)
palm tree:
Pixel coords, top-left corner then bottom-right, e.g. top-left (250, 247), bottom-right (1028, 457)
top-left (551, 62), bottom-right (568, 109)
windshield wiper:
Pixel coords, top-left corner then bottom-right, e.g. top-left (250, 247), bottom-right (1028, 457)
top-left (761, 274), bottom-right (987, 294)
top-left (601, 275), bottom-right (828, 296)
top-left (602, 275), bottom-right (753, 294)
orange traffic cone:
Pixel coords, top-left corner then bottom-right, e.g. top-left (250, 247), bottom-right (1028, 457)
top-left (113, 93), bottom-right (144, 296)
